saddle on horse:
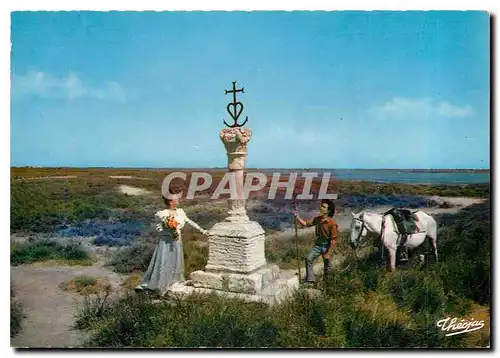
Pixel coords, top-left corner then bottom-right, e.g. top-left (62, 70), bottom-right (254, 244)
top-left (384, 208), bottom-right (419, 236)
top-left (384, 208), bottom-right (420, 261)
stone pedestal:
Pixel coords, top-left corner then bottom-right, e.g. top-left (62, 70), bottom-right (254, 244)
top-left (169, 267), bottom-right (299, 305)
top-left (204, 220), bottom-right (266, 273)
top-left (168, 127), bottom-right (298, 304)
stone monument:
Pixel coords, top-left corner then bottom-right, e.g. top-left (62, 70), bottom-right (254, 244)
top-left (169, 81), bottom-right (299, 304)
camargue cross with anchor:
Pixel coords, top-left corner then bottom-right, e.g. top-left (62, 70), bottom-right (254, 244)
top-left (224, 81), bottom-right (248, 128)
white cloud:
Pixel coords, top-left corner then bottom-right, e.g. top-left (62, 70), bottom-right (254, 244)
top-left (11, 70), bottom-right (126, 102)
top-left (435, 101), bottom-right (474, 117)
top-left (368, 97), bottom-right (474, 119)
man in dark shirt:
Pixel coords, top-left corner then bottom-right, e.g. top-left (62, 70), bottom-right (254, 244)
top-left (294, 199), bottom-right (338, 284)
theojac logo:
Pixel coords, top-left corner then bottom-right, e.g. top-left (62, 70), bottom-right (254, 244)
top-left (436, 317), bottom-right (485, 337)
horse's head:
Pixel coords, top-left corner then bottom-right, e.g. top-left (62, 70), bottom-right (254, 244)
top-left (350, 211), bottom-right (368, 248)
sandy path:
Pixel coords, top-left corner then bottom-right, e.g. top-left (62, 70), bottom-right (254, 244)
top-left (358, 196), bottom-right (486, 218)
top-left (14, 176), bottom-right (78, 181)
top-left (428, 196), bottom-right (485, 208)
top-left (10, 261), bottom-right (126, 348)
top-left (109, 176), bottom-right (152, 180)
top-left (118, 184), bottom-right (152, 196)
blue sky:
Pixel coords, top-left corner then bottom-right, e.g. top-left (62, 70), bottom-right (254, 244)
top-left (11, 11), bottom-right (490, 169)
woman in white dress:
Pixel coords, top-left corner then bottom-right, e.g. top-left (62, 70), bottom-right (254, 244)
top-left (135, 190), bottom-right (208, 295)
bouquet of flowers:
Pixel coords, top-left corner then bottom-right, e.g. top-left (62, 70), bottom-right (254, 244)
top-left (163, 215), bottom-right (180, 240)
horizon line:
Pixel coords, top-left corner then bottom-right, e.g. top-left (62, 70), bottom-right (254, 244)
top-left (11, 166), bottom-right (491, 171)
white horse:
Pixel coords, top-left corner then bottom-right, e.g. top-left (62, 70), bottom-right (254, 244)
top-left (349, 210), bottom-right (438, 271)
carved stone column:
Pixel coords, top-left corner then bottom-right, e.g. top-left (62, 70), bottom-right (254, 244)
top-left (219, 127), bottom-right (252, 222)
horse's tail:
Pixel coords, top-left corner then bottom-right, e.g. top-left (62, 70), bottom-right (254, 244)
top-left (420, 212), bottom-right (438, 262)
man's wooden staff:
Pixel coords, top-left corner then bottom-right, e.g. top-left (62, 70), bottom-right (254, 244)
top-left (293, 200), bottom-right (302, 283)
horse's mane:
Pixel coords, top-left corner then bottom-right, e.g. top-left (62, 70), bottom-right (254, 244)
top-left (360, 211), bottom-right (381, 219)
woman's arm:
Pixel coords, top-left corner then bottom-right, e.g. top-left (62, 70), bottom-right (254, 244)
top-left (181, 210), bottom-right (208, 235)
top-left (154, 211), bottom-right (164, 232)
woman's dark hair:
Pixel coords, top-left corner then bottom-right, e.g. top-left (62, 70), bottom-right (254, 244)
top-left (162, 183), bottom-right (183, 206)
top-left (321, 199), bottom-right (336, 217)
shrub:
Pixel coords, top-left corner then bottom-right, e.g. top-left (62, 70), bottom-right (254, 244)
top-left (345, 292), bottom-right (418, 348)
top-left (107, 243), bottom-right (156, 274)
top-left (59, 275), bottom-right (110, 295)
top-left (265, 232), bottom-right (313, 269)
top-left (384, 269), bottom-right (446, 316)
top-left (76, 291), bottom-right (334, 348)
top-left (10, 284), bottom-right (25, 338)
top-left (183, 236), bottom-right (208, 274)
top-left (11, 178), bottom-right (145, 233)
top-left (74, 285), bottom-right (113, 332)
top-left (435, 202), bottom-right (491, 305)
top-left (11, 239), bottom-right (91, 265)
top-left (120, 273), bottom-right (142, 292)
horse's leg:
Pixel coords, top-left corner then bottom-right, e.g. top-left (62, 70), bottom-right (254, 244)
top-left (426, 217), bottom-right (439, 263)
top-left (427, 235), bottom-right (438, 263)
top-left (418, 254), bottom-right (425, 267)
top-left (388, 248), bottom-right (397, 272)
top-left (383, 227), bottom-right (397, 272)
top-left (431, 236), bottom-right (438, 263)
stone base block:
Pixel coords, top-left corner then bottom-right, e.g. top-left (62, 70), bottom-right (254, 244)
top-left (205, 220), bottom-right (266, 274)
top-left (169, 269), bottom-right (299, 305)
top-left (189, 264), bottom-right (281, 295)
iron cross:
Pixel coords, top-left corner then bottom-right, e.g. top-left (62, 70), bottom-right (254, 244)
top-left (223, 81), bottom-right (248, 128)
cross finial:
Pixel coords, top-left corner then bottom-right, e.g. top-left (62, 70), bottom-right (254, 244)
top-left (223, 81), bottom-right (248, 128)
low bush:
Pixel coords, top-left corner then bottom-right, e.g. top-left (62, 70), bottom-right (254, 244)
top-left (59, 275), bottom-right (110, 295)
top-left (11, 239), bottom-right (91, 265)
top-left (10, 284), bottom-right (25, 338)
top-left (11, 178), bottom-right (145, 233)
top-left (107, 243), bottom-right (156, 274)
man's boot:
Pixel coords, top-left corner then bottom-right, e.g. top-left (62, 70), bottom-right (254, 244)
top-left (323, 257), bottom-right (331, 278)
top-left (305, 258), bottom-right (315, 284)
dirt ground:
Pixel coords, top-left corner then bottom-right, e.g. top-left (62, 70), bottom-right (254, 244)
top-left (10, 259), bottom-right (126, 348)
top-left (118, 184), bottom-right (152, 196)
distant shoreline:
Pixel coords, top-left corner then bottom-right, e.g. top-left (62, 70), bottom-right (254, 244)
top-left (11, 167), bottom-right (490, 187)
top-left (11, 166), bottom-right (490, 173)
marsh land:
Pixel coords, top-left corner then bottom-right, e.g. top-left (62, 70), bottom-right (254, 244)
top-left (10, 167), bottom-right (490, 348)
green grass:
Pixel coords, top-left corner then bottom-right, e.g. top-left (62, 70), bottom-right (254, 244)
top-left (74, 201), bottom-right (490, 348)
top-left (336, 181), bottom-right (489, 198)
top-left (59, 275), bottom-right (110, 295)
top-left (10, 284), bottom-right (25, 338)
top-left (11, 178), bottom-right (149, 233)
top-left (11, 239), bottom-right (91, 266)
top-left (74, 275), bottom-right (97, 287)
top-left (265, 230), bottom-right (353, 270)
top-left (264, 231), bottom-right (350, 270)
